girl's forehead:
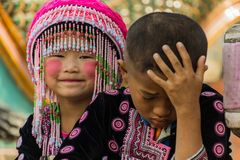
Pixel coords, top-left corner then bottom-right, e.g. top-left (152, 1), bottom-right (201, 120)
top-left (48, 51), bottom-right (96, 57)
top-left (58, 50), bottom-right (94, 55)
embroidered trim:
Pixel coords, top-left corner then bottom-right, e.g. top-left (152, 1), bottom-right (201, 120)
top-left (121, 109), bottom-right (171, 160)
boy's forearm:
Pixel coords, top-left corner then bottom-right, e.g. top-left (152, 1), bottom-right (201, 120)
top-left (175, 104), bottom-right (203, 160)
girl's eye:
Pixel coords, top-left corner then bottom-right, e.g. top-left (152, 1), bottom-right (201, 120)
top-left (79, 56), bottom-right (94, 59)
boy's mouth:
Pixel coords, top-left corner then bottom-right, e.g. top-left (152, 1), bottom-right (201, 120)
top-left (150, 118), bottom-right (170, 126)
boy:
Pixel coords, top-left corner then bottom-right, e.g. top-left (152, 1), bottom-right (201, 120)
top-left (54, 12), bottom-right (231, 159)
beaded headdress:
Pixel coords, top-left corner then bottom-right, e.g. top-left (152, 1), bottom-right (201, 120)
top-left (27, 0), bottom-right (127, 156)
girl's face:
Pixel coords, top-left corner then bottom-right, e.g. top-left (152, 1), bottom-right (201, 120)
top-left (44, 51), bottom-right (97, 101)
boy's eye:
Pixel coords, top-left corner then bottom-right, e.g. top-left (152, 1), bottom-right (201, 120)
top-left (142, 95), bottom-right (155, 100)
top-left (50, 55), bottom-right (64, 58)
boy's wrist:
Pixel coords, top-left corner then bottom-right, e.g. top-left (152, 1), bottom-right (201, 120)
top-left (175, 104), bottom-right (201, 118)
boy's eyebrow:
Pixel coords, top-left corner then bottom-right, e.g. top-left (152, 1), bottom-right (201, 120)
top-left (140, 89), bottom-right (159, 96)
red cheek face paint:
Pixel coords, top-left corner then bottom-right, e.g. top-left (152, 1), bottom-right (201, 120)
top-left (82, 61), bottom-right (97, 79)
top-left (45, 59), bottom-right (62, 77)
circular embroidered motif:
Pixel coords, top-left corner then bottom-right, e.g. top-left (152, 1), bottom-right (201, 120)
top-left (201, 91), bottom-right (216, 97)
top-left (215, 122), bottom-right (225, 136)
top-left (108, 140), bottom-right (119, 152)
top-left (119, 101), bottom-right (129, 114)
top-left (60, 145), bottom-right (74, 154)
top-left (213, 100), bottom-right (224, 113)
top-left (123, 88), bottom-right (130, 95)
top-left (105, 90), bottom-right (119, 95)
top-left (69, 128), bottom-right (81, 139)
top-left (213, 143), bottom-right (224, 158)
top-left (112, 118), bottom-right (125, 132)
top-left (16, 136), bottom-right (22, 148)
top-left (18, 153), bottom-right (24, 160)
top-left (79, 111), bottom-right (89, 123)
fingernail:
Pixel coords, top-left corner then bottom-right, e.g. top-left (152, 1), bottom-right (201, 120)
top-left (162, 44), bottom-right (168, 50)
top-left (176, 42), bottom-right (183, 47)
top-left (147, 69), bottom-right (152, 74)
top-left (153, 53), bottom-right (159, 59)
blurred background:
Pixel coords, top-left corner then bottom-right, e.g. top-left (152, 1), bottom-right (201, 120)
top-left (0, 0), bottom-right (239, 159)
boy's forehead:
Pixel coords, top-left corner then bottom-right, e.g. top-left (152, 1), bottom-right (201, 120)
top-left (128, 67), bottom-right (166, 94)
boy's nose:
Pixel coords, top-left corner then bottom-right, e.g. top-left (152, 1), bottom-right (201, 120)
top-left (152, 105), bottom-right (171, 118)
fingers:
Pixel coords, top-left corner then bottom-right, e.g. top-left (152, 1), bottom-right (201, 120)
top-left (195, 55), bottom-right (206, 79)
top-left (147, 69), bottom-right (166, 87)
top-left (162, 45), bottom-right (183, 73)
top-left (151, 42), bottom-right (205, 82)
top-left (176, 42), bottom-right (193, 72)
top-left (153, 53), bottom-right (174, 79)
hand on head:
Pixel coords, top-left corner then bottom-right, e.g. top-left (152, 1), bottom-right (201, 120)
top-left (147, 42), bottom-right (206, 114)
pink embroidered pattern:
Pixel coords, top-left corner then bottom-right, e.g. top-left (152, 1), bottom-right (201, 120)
top-left (213, 143), bottom-right (224, 158)
top-left (121, 109), bottom-right (171, 160)
top-left (104, 90), bottom-right (119, 95)
top-left (79, 111), bottom-right (89, 123)
top-left (123, 88), bottom-right (131, 95)
top-left (213, 100), bottom-right (224, 113)
top-left (201, 91), bottom-right (216, 97)
top-left (119, 101), bottom-right (129, 114)
top-left (108, 140), bottom-right (119, 152)
top-left (69, 128), bottom-right (81, 140)
top-left (16, 136), bottom-right (22, 148)
top-left (18, 153), bottom-right (24, 160)
top-left (112, 118), bottom-right (125, 132)
top-left (60, 145), bottom-right (74, 154)
top-left (214, 122), bottom-right (225, 136)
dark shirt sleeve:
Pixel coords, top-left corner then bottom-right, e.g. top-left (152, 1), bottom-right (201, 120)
top-left (200, 85), bottom-right (232, 160)
top-left (15, 115), bottom-right (42, 160)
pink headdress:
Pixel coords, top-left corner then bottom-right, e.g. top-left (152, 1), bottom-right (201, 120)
top-left (27, 0), bottom-right (127, 156)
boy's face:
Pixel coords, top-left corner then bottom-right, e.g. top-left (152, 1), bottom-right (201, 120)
top-left (44, 50), bottom-right (97, 101)
top-left (119, 56), bottom-right (176, 129)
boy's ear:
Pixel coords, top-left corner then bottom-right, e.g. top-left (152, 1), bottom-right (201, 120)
top-left (117, 59), bottom-right (128, 87)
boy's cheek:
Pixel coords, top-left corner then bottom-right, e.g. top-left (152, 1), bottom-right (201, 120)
top-left (82, 61), bottom-right (97, 79)
top-left (45, 59), bottom-right (62, 77)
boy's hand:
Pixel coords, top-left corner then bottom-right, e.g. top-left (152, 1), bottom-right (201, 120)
top-left (147, 42), bottom-right (206, 114)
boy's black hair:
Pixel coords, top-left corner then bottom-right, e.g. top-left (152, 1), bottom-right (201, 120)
top-left (125, 12), bottom-right (208, 73)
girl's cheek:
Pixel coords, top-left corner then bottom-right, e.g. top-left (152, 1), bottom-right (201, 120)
top-left (45, 59), bottom-right (62, 77)
top-left (82, 61), bottom-right (97, 79)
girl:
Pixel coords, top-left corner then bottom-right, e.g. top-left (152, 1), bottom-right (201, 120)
top-left (16, 0), bottom-right (127, 159)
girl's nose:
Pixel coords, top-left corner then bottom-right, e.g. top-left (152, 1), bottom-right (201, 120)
top-left (63, 57), bottom-right (79, 73)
